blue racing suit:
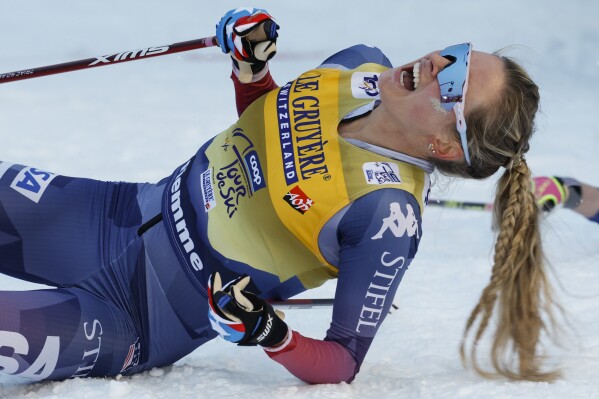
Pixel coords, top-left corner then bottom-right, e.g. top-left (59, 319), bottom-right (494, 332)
top-left (0, 45), bottom-right (431, 382)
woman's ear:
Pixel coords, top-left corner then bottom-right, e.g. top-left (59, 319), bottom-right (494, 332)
top-left (431, 135), bottom-right (465, 161)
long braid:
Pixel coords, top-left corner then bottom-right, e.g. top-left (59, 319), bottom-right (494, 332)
top-left (461, 160), bottom-right (559, 381)
top-left (433, 53), bottom-right (562, 381)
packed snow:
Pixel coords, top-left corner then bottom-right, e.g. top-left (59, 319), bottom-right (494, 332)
top-left (1, 1), bottom-right (598, 398)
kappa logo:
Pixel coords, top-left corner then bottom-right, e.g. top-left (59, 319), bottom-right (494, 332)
top-left (363, 162), bottom-right (401, 185)
top-left (371, 202), bottom-right (419, 240)
top-left (351, 72), bottom-right (381, 98)
top-left (283, 185), bottom-right (315, 214)
top-left (10, 167), bottom-right (57, 203)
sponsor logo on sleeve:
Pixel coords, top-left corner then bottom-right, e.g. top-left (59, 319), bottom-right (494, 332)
top-left (363, 162), bottom-right (401, 185)
top-left (200, 168), bottom-right (217, 212)
top-left (10, 167), bottom-right (57, 203)
top-left (355, 253), bottom-right (406, 334)
top-left (283, 185), bottom-right (315, 214)
top-left (355, 201), bottom-right (421, 334)
top-left (371, 202), bottom-right (419, 240)
top-left (351, 72), bottom-right (380, 98)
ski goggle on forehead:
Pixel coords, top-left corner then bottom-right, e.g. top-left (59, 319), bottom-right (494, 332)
top-left (438, 42), bottom-right (472, 165)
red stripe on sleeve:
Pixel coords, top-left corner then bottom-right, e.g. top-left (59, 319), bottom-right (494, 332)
top-left (232, 71), bottom-right (279, 116)
top-left (264, 330), bottom-right (357, 384)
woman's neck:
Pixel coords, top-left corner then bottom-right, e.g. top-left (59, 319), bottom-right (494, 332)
top-left (338, 107), bottom-right (426, 159)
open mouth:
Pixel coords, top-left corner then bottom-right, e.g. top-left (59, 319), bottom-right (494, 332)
top-left (400, 62), bottom-right (421, 91)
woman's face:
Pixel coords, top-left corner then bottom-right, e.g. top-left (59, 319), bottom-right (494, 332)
top-left (378, 49), bottom-right (505, 150)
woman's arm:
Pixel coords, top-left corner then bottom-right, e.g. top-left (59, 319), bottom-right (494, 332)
top-left (264, 331), bottom-right (356, 384)
top-left (232, 42), bottom-right (394, 116)
top-left (264, 189), bottom-right (423, 383)
top-left (215, 8), bottom-right (280, 116)
top-left (232, 70), bottom-right (278, 116)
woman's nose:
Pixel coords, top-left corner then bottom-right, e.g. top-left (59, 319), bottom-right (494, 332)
top-left (430, 53), bottom-right (453, 78)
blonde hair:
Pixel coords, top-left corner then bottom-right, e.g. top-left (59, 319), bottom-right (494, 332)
top-left (431, 54), bottom-right (560, 381)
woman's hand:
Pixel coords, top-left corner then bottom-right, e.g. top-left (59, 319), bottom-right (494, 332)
top-left (207, 272), bottom-right (288, 347)
top-left (215, 8), bottom-right (279, 83)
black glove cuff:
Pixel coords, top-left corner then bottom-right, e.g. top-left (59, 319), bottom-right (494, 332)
top-left (254, 308), bottom-right (288, 347)
top-left (235, 293), bottom-right (288, 347)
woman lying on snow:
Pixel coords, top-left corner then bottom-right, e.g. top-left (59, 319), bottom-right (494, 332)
top-left (0, 7), bottom-right (561, 383)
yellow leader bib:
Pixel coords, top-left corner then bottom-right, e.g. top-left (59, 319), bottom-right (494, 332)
top-left (201, 65), bottom-right (429, 289)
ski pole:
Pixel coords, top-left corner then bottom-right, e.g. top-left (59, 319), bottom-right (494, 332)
top-left (0, 36), bottom-right (218, 84)
top-left (270, 298), bottom-right (334, 309)
top-left (428, 198), bottom-right (493, 212)
top-left (270, 298), bottom-right (399, 313)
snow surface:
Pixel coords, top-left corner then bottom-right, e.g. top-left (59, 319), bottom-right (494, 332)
top-left (1, 1), bottom-right (598, 398)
